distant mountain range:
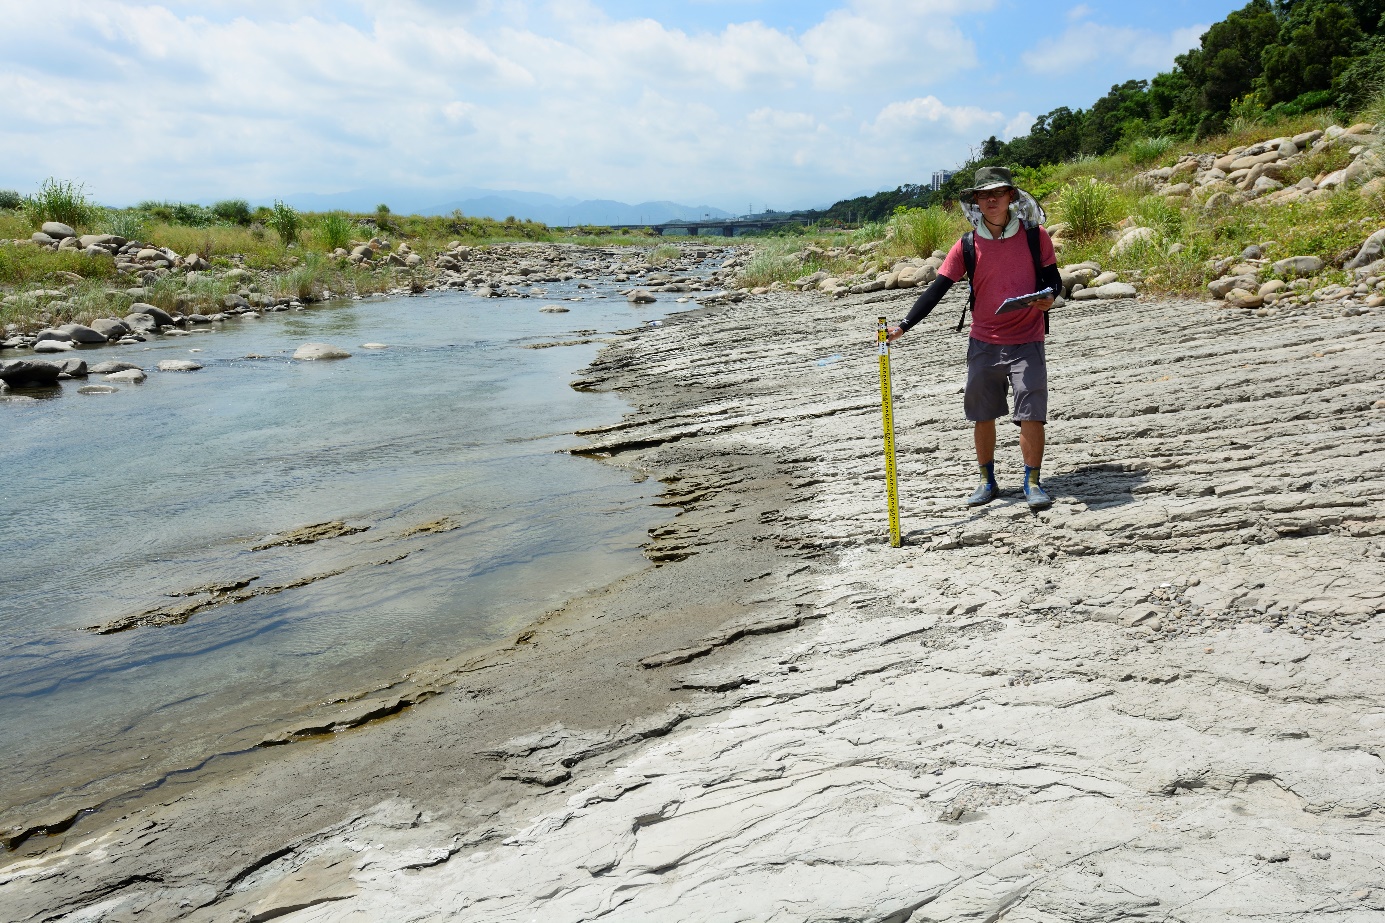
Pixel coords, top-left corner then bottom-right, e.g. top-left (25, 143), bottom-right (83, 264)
top-left (269, 186), bottom-right (734, 226)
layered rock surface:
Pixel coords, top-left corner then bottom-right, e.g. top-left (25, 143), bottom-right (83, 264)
top-left (4, 285), bottom-right (1383, 921)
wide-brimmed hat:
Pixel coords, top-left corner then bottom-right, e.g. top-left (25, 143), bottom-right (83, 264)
top-left (960, 166), bottom-right (1017, 204)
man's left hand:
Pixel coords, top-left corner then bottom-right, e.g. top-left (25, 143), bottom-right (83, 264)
top-left (1033, 298), bottom-right (1055, 312)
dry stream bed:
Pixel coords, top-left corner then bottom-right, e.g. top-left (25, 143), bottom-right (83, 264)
top-left (3, 282), bottom-right (1385, 922)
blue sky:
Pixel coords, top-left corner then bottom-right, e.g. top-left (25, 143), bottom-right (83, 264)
top-left (0, 0), bottom-right (1249, 211)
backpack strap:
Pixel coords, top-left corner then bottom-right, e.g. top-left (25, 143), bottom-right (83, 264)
top-left (1025, 225), bottom-right (1051, 335)
top-left (956, 231), bottom-right (976, 333)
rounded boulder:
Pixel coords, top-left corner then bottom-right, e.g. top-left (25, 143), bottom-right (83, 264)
top-left (293, 343), bottom-right (352, 361)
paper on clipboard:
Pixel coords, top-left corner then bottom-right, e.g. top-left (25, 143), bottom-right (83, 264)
top-left (995, 287), bottom-right (1054, 314)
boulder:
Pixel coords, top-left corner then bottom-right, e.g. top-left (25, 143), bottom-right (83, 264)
top-left (77, 385), bottom-right (118, 395)
top-left (1163, 183), bottom-right (1193, 197)
top-left (539, 305), bottom-right (570, 313)
top-left (58, 323), bottom-right (110, 345)
top-left (1277, 140), bottom-right (1299, 158)
top-left (1203, 191), bottom-right (1237, 211)
top-left (1258, 279), bottom-right (1287, 297)
top-left (1252, 176), bottom-right (1285, 196)
top-left (627, 290), bottom-right (657, 304)
top-left (223, 267), bottom-right (253, 282)
top-left (223, 294), bottom-right (252, 311)
top-left (31, 232), bottom-right (55, 246)
top-left (90, 360), bottom-right (143, 374)
top-left (1272, 256), bottom-right (1324, 277)
top-left (34, 339), bottom-right (76, 353)
top-left (157, 359), bottom-right (202, 372)
top-left (54, 358), bottom-right (88, 377)
top-left (292, 343), bottom-right (352, 361)
top-left (1091, 271), bottom-right (1119, 287)
top-left (1110, 227), bottom-right (1156, 257)
top-left (130, 302), bottom-right (176, 326)
top-left (1208, 274), bottom-right (1259, 299)
top-left (184, 253), bottom-right (210, 271)
top-left (34, 328), bottom-right (75, 343)
top-left (1225, 288), bottom-right (1263, 309)
top-left (41, 221), bottom-right (77, 239)
top-left (123, 313), bottom-right (158, 331)
top-left (1072, 282), bottom-right (1138, 300)
top-left (0, 359), bottom-right (62, 386)
top-left (1345, 229), bottom-right (1385, 271)
top-left (105, 368), bottom-right (147, 383)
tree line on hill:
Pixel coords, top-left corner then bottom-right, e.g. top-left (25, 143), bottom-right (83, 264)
top-left (816, 0), bottom-right (1385, 222)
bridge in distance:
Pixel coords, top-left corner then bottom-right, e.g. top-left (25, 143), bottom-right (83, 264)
top-left (553, 215), bottom-right (812, 237)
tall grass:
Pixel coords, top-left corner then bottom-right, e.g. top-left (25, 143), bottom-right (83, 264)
top-left (886, 206), bottom-right (966, 259)
top-left (1127, 135), bottom-right (1175, 166)
top-left (317, 213), bottom-right (354, 252)
top-left (23, 178), bottom-right (99, 230)
top-left (102, 210), bottom-right (146, 240)
top-left (1053, 178), bottom-right (1124, 240)
top-left (649, 243), bottom-right (681, 265)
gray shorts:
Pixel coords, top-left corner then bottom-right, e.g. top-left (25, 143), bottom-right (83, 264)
top-left (964, 338), bottom-right (1047, 424)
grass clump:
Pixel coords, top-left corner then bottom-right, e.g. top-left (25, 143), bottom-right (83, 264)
top-left (1053, 178), bottom-right (1124, 240)
top-left (23, 178), bottom-right (99, 231)
top-left (649, 243), bottom-right (681, 265)
top-left (103, 210), bottom-right (147, 240)
top-left (317, 213), bottom-right (354, 252)
top-left (1126, 135), bottom-right (1175, 166)
top-left (886, 206), bottom-right (967, 259)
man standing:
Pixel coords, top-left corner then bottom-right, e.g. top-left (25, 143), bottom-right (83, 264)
top-left (887, 166), bottom-right (1064, 511)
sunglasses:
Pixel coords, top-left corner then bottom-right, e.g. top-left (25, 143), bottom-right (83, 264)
top-left (975, 189), bottom-right (1013, 201)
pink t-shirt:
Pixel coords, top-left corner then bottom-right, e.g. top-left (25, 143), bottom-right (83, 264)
top-left (938, 227), bottom-right (1056, 345)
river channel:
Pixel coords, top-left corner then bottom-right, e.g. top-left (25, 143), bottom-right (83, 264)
top-left (0, 274), bottom-right (689, 825)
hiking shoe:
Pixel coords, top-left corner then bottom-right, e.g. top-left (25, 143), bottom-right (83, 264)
top-left (1024, 481), bottom-right (1053, 511)
top-left (966, 482), bottom-right (999, 507)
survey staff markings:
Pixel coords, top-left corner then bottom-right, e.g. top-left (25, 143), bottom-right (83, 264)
top-left (876, 317), bottom-right (902, 548)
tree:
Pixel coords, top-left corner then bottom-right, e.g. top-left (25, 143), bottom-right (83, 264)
top-left (1261, 0), bottom-right (1365, 102)
top-left (1182, 0), bottom-right (1280, 113)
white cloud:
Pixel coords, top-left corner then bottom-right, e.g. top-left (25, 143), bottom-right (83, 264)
top-left (868, 96), bottom-right (1006, 138)
top-left (1003, 111), bottom-right (1034, 140)
top-left (1066, 4), bottom-right (1093, 22)
top-left (0, 0), bottom-right (1106, 210)
top-left (1020, 22), bottom-right (1207, 77)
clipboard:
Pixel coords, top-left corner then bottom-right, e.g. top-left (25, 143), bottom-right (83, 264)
top-left (995, 287), bottom-right (1054, 314)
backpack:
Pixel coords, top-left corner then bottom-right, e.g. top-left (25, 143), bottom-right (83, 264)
top-left (957, 226), bottom-right (1050, 335)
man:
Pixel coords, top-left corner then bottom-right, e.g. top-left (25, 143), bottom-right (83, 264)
top-left (887, 166), bottom-right (1064, 511)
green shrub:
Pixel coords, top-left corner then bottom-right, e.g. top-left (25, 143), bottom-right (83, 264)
top-left (212, 199), bottom-right (252, 226)
top-left (1126, 135), bottom-right (1175, 166)
top-left (24, 178), bottom-right (99, 230)
top-left (887, 206), bottom-right (967, 258)
top-left (266, 201), bottom-right (301, 246)
top-left (1053, 178), bottom-right (1123, 240)
top-left (318, 212), bottom-right (353, 251)
top-left (0, 189), bottom-right (22, 210)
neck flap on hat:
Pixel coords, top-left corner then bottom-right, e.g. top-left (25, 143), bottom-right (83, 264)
top-left (960, 188), bottom-right (1047, 238)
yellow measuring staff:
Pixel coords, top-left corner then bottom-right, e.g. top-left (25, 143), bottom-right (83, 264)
top-left (877, 317), bottom-right (902, 547)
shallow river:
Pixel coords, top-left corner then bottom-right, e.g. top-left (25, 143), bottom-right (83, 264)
top-left (1, 274), bottom-right (687, 819)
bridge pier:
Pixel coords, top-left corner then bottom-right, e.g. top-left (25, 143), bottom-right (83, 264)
top-left (688, 227), bottom-right (699, 237)
top-left (722, 226), bottom-right (734, 237)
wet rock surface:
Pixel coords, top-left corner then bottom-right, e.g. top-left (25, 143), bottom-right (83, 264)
top-left (4, 285), bottom-right (1384, 921)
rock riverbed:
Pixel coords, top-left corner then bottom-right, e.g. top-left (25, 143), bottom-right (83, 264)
top-left (3, 282), bottom-right (1384, 921)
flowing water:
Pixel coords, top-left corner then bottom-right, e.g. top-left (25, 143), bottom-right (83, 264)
top-left (0, 273), bottom-right (691, 821)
